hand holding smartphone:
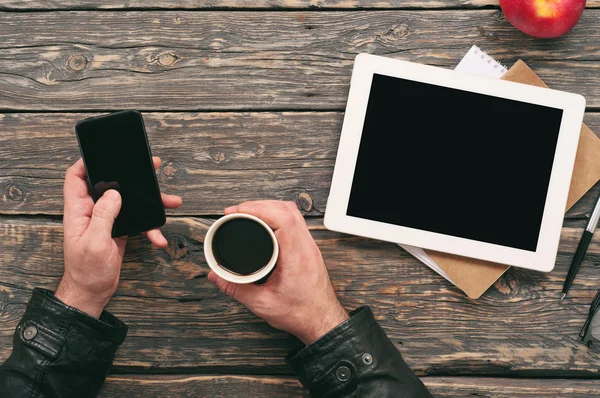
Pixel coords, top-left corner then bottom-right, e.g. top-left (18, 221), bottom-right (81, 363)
top-left (57, 112), bottom-right (181, 317)
top-left (75, 111), bottom-right (167, 237)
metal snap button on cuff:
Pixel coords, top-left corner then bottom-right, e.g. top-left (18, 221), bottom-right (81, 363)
top-left (23, 325), bottom-right (38, 341)
top-left (362, 353), bottom-right (373, 365)
top-left (335, 365), bottom-right (352, 382)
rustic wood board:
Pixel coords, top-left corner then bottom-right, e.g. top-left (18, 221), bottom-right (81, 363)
top-left (424, 378), bottom-right (600, 398)
top-left (2, 1), bottom-right (600, 10)
top-left (2, 112), bottom-right (600, 217)
top-left (97, 375), bottom-right (600, 397)
top-left (2, 217), bottom-right (599, 375)
top-left (99, 375), bottom-right (308, 398)
top-left (1, 11), bottom-right (600, 111)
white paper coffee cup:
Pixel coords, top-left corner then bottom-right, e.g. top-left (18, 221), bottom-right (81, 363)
top-left (204, 213), bottom-right (278, 284)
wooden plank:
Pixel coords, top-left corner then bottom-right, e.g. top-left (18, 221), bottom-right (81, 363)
top-left (1, 217), bottom-right (600, 375)
top-left (97, 375), bottom-right (600, 397)
top-left (0, 112), bottom-right (338, 216)
top-left (426, 378), bottom-right (600, 397)
top-left (2, 0), bottom-right (600, 10)
top-left (1, 11), bottom-right (600, 111)
top-left (2, 112), bottom-right (600, 216)
top-left (99, 375), bottom-right (307, 398)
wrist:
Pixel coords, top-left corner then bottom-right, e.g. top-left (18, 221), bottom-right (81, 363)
top-left (55, 279), bottom-right (107, 319)
top-left (295, 302), bottom-right (349, 345)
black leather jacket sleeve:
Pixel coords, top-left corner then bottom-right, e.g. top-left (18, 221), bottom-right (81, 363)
top-left (286, 306), bottom-right (431, 398)
top-left (0, 288), bottom-right (128, 398)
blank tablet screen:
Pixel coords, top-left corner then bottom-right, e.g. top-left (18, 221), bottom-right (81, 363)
top-left (347, 73), bottom-right (564, 252)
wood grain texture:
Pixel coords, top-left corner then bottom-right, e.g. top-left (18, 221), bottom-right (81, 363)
top-left (1, 11), bottom-right (600, 111)
top-left (0, 0), bottom-right (509, 10)
top-left (99, 375), bottom-right (307, 398)
top-left (425, 378), bottom-right (600, 398)
top-left (97, 375), bottom-right (600, 397)
top-left (0, 112), bottom-right (338, 216)
top-left (2, 112), bottom-right (600, 217)
top-left (1, 217), bottom-right (600, 375)
top-left (2, 0), bottom-right (599, 10)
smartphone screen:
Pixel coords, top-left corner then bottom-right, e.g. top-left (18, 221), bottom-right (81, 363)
top-left (75, 111), bottom-right (165, 237)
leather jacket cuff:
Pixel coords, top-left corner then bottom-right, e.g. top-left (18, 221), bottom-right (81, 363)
top-left (286, 306), bottom-right (431, 397)
top-left (17, 288), bottom-right (127, 358)
top-left (286, 306), bottom-right (378, 396)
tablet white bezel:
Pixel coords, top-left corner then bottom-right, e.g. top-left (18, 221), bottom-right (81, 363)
top-left (324, 53), bottom-right (586, 272)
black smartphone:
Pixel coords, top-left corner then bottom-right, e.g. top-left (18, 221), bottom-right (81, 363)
top-left (75, 111), bottom-right (166, 237)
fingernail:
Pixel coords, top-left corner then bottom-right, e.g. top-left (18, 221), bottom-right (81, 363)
top-left (224, 206), bottom-right (236, 214)
top-left (104, 190), bottom-right (120, 202)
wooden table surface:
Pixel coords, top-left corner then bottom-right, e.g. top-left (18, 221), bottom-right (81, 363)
top-left (1, 1), bottom-right (600, 397)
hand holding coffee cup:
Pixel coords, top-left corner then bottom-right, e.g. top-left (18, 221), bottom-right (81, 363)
top-left (207, 201), bottom-right (349, 345)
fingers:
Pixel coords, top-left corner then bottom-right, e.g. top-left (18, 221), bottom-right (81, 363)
top-left (162, 193), bottom-right (182, 209)
top-left (225, 201), bottom-right (302, 231)
top-left (224, 205), bottom-right (238, 215)
top-left (64, 159), bottom-right (92, 206)
top-left (66, 158), bottom-right (87, 179)
top-left (152, 157), bottom-right (183, 210)
top-left (284, 201), bottom-right (300, 212)
top-left (208, 271), bottom-right (262, 304)
top-left (64, 159), bottom-right (95, 236)
top-left (153, 156), bottom-right (161, 171)
top-left (85, 190), bottom-right (122, 240)
top-left (146, 229), bottom-right (168, 248)
top-left (92, 180), bottom-right (120, 201)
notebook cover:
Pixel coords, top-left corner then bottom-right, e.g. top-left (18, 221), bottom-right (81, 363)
top-left (424, 60), bottom-right (600, 299)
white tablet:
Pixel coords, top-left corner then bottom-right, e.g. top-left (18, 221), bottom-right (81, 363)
top-left (325, 53), bottom-right (586, 272)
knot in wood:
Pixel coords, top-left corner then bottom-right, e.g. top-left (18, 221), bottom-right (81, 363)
top-left (494, 274), bottom-right (518, 295)
top-left (6, 184), bottom-right (24, 202)
top-left (254, 144), bottom-right (265, 157)
top-left (477, 27), bottom-right (499, 41)
top-left (165, 233), bottom-right (190, 259)
top-left (162, 162), bottom-right (177, 179)
top-left (296, 192), bottom-right (313, 212)
top-left (67, 55), bottom-right (88, 71)
top-left (212, 152), bottom-right (226, 163)
top-left (158, 52), bottom-right (179, 67)
top-left (384, 23), bottom-right (410, 39)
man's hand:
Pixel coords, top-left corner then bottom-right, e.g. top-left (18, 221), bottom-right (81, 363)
top-left (208, 201), bottom-right (349, 345)
top-left (56, 157), bottom-right (182, 318)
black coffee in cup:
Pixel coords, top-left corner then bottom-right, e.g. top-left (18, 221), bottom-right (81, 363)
top-left (211, 218), bottom-right (274, 275)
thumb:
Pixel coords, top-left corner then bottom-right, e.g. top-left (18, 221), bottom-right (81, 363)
top-left (87, 189), bottom-right (122, 239)
top-left (208, 271), bottom-right (262, 305)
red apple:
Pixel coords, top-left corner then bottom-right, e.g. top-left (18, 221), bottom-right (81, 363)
top-left (500, 0), bottom-right (586, 38)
